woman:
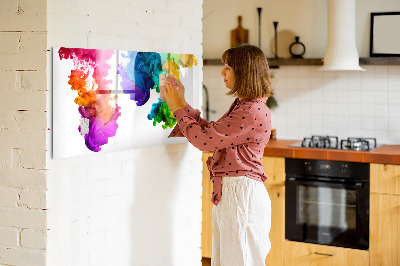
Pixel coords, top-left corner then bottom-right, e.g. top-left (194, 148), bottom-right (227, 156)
top-left (161, 44), bottom-right (273, 266)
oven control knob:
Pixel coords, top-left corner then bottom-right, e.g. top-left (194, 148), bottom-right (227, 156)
top-left (305, 162), bottom-right (312, 171)
top-left (340, 164), bottom-right (347, 174)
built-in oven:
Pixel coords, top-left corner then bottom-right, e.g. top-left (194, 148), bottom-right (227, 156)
top-left (285, 158), bottom-right (370, 250)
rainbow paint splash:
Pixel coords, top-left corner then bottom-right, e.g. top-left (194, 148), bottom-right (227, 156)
top-left (58, 47), bottom-right (121, 152)
top-left (57, 47), bottom-right (197, 152)
top-left (118, 51), bottom-right (197, 128)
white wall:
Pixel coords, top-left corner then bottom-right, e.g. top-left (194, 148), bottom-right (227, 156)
top-left (203, 0), bottom-right (400, 145)
top-left (0, 0), bottom-right (48, 265)
top-left (46, 0), bottom-right (203, 266)
top-left (203, 0), bottom-right (400, 58)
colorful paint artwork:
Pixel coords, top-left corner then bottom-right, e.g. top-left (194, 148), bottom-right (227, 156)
top-left (53, 47), bottom-right (198, 158)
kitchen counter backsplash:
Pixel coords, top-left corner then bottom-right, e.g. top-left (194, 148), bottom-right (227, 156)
top-left (203, 65), bottom-right (400, 144)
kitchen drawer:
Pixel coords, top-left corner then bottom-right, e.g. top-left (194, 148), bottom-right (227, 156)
top-left (284, 240), bottom-right (369, 266)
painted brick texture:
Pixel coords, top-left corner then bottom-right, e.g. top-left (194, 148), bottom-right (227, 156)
top-left (46, 0), bottom-right (203, 266)
top-left (0, 0), bottom-right (48, 265)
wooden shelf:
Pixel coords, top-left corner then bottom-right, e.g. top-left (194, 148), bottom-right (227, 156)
top-left (204, 57), bottom-right (400, 67)
top-left (203, 58), bottom-right (323, 67)
top-left (359, 57), bottom-right (400, 65)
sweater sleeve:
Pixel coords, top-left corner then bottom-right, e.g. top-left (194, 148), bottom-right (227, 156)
top-left (172, 106), bottom-right (256, 152)
top-left (168, 103), bottom-right (211, 138)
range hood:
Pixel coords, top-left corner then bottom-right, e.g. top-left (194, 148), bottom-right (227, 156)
top-left (320, 0), bottom-right (365, 71)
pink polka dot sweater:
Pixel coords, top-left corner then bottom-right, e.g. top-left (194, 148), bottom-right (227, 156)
top-left (168, 97), bottom-right (272, 206)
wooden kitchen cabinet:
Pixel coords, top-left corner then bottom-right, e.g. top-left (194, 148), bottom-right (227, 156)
top-left (370, 163), bottom-right (400, 266)
top-left (370, 163), bottom-right (400, 195)
top-left (262, 156), bottom-right (285, 266)
top-left (202, 152), bottom-right (213, 258)
top-left (284, 241), bottom-right (369, 266)
top-left (264, 184), bottom-right (285, 266)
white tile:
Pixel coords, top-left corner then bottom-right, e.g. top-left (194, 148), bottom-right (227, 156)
top-left (273, 76), bottom-right (287, 90)
top-left (361, 75), bottom-right (374, 91)
top-left (311, 102), bottom-right (324, 113)
top-left (348, 75), bottom-right (361, 90)
top-left (336, 103), bottom-right (349, 116)
top-left (298, 77), bottom-right (311, 89)
top-left (388, 76), bottom-right (400, 91)
top-left (374, 117), bottom-right (389, 130)
top-left (311, 127), bottom-right (324, 136)
top-left (336, 90), bottom-right (349, 103)
top-left (375, 104), bottom-right (389, 117)
top-left (323, 103), bottom-right (336, 115)
top-left (374, 130), bottom-right (389, 144)
top-left (311, 114), bottom-right (324, 128)
top-left (297, 102), bottom-right (312, 114)
top-left (322, 70), bottom-right (335, 78)
top-left (323, 87), bottom-right (336, 103)
top-left (374, 65), bottom-right (388, 78)
top-left (273, 67), bottom-right (287, 77)
top-left (349, 128), bottom-right (362, 137)
top-left (348, 90), bottom-right (362, 103)
top-left (336, 115), bottom-right (348, 128)
top-left (323, 115), bottom-right (336, 129)
top-left (348, 103), bottom-right (362, 116)
top-left (335, 73), bottom-right (349, 90)
top-left (322, 127), bottom-right (337, 135)
top-left (374, 78), bottom-right (388, 91)
top-left (388, 104), bottom-right (400, 117)
top-left (388, 131), bottom-right (400, 144)
top-left (362, 65), bottom-right (375, 74)
top-left (388, 91), bottom-right (400, 104)
top-left (388, 65), bottom-right (400, 76)
top-left (362, 90), bottom-right (375, 104)
top-left (298, 67), bottom-right (311, 78)
top-left (336, 128), bottom-right (349, 140)
top-left (286, 77), bottom-right (299, 89)
top-left (310, 67), bottom-right (324, 77)
top-left (348, 70), bottom-right (362, 78)
top-left (285, 66), bottom-right (298, 77)
top-left (361, 129), bottom-right (375, 138)
top-left (374, 90), bottom-right (388, 104)
top-left (310, 77), bottom-right (324, 90)
top-left (348, 116), bottom-right (362, 129)
top-left (361, 104), bottom-right (374, 116)
top-left (388, 117), bottom-right (400, 131)
top-left (311, 87), bottom-right (323, 101)
top-left (362, 116), bottom-right (375, 130)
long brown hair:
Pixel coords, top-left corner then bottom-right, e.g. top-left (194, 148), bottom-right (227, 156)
top-left (221, 44), bottom-right (273, 99)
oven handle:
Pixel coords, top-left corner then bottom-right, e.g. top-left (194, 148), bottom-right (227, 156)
top-left (286, 177), bottom-right (364, 189)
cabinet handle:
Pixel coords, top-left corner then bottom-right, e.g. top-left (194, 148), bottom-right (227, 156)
top-left (313, 252), bottom-right (335, 257)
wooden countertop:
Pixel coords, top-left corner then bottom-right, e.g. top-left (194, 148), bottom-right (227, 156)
top-left (263, 139), bottom-right (400, 165)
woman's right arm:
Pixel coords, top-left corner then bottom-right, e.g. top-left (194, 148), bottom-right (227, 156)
top-left (168, 103), bottom-right (211, 137)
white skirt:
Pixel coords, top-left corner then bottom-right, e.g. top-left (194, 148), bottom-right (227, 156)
top-left (212, 176), bottom-right (271, 266)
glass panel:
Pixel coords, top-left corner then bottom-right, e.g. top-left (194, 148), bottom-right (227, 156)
top-left (297, 185), bottom-right (356, 230)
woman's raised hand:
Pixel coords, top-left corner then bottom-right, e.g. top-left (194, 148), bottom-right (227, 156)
top-left (160, 74), bottom-right (185, 113)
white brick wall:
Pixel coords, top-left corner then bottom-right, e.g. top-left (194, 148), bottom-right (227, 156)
top-left (46, 1), bottom-right (203, 266)
top-left (0, 0), bottom-right (48, 265)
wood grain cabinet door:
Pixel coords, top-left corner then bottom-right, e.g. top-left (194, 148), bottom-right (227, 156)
top-left (284, 241), bottom-right (369, 266)
top-left (370, 193), bottom-right (400, 266)
top-left (202, 152), bottom-right (213, 258)
top-left (264, 184), bottom-right (285, 266)
top-left (370, 163), bottom-right (400, 195)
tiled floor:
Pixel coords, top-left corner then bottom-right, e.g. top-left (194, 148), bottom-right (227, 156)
top-left (202, 257), bottom-right (211, 266)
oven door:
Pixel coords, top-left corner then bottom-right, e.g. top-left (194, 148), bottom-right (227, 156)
top-left (285, 177), bottom-right (369, 250)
